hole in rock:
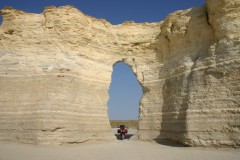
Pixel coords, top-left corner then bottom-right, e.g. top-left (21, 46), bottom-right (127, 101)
top-left (108, 62), bottom-right (143, 140)
top-left (0, 15), bottom-right (2, 26)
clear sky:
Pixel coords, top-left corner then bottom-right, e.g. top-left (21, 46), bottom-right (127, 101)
top-left (0, 0), bottom-right (205, 120)
top-left (0, 0), bottom-right (205, 25)
top-left (108, 62), bottom-right (142, 120)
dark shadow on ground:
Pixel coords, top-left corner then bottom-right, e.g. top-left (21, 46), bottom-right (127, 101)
top-left (114, 134), bottom-right (134, 140)
top-left (155, 139), bottom-right (187, 147)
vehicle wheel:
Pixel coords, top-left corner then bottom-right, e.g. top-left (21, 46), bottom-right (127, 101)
top-left (121, 134), bottom-right (125, 140)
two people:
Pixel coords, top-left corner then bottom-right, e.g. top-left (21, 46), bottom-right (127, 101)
top-left (117, 124), bottom-right (128, 140)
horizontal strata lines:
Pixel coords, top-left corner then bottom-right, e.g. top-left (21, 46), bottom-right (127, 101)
top-left (140, 108), bottom-right (240, 116)
top-left (0, 110), bottom-right (108, 116)
top-left (139, 69), bottom-right (240, 85)
top-left (142, 79), bottom-right (165, 84)
top-left (0, 127), bottom-right (112, 131)
top-left (160, 121), bottom-right (238, 128)
top-left (164, 58), bottom-right (240, 80)
top-left (0, 118), bottom-right (110, 123)
top-left (0, 101), bottom-right (107, 107)
top-left (0, 115), bottom-right (109, 121)
top-left (186, 128), bottom-right (240, 133)
top-left (0, 104), bottom-right (108, 111)
top-left (0, 116), bottom-right (109, 121)
top-left (0, 111), bottom-right (108, 117)
top-left (0, 101), bottom-right (108, 107)
top-left (163, 116), bottom-right (239, 121)
top-left (0, 129), bottom-right (113, 134)
top-left (191, 97), bottom-right (240, 100)
top-left (0, 123), bottom-right (112, 130)
top-left (33, 135), bottom-right (115, 140)
top-left (0, 99), bottom-right (89, 104)
top-left (0, 125), bottom-right (112, 131)
top-left (139, 121), bottom-right (161, 126)
top-left (139, 113), bottom-right (163, 117)
top-left (186, 108), bottom-right (240, 114)
top-left (0, 129), bottom-right (114, 133)
top-left (160, 131), bottom-right (240, 135)
top-left (0, 135), bottom-right (113, 142)
top-left (0, 86), bottom-right (108, 94)
top-left (0, 73), bottom-right (110, 84)
top-left (0, 106), bottom-right (108, 111)
top-left (0, 126), bottom-right (112, 131)
top-left (0, 122), bottom-right (110, 128)
top-left (140, 100), bottom-right (163, 104)
top-left (0, 84), bottom-right (108, 93)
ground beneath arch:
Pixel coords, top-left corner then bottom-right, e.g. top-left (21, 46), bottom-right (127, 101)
top-left (0, 141), bottom-right (239, 160)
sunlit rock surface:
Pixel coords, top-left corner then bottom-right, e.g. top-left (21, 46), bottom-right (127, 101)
top-left (0, 0), bottom-right (239, 147)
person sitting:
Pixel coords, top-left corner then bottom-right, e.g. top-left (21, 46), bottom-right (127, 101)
top-left (118, 124), bottom-right (128, 140)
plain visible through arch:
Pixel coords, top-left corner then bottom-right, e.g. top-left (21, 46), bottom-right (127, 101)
top-left (108, 61), bottom-right (143, 140)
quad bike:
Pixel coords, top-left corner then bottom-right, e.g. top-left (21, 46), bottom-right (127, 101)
top-left (117, 125), bottom-right (128, 140)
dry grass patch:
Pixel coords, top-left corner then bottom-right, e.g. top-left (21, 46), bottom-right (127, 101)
top-left (110, 120), bottom-right (138, 129)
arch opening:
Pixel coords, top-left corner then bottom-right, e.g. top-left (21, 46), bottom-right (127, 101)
top-left (107, 61), bottom-right (143, 140)
top-left (0, 15), bottom-right (3, 26)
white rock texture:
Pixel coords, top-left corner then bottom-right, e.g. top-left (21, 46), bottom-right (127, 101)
top-left (0, 0), bottom-right (239, 147)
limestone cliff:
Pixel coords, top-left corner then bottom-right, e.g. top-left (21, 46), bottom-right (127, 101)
top-left (0, 0), bottom-right (239, 147)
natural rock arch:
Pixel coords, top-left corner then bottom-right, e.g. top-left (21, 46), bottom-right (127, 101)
top-left (0, 0), bottom-right (239, 147)
top-left (107, 61), bottom-right (142, 121)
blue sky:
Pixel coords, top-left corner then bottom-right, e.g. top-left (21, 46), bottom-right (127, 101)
top-left (0, 0), bottom-right (205, 24)
top-left (108, 62), bottom-right (142, 120)
top-left (0, 0), bottom-right (205, 120)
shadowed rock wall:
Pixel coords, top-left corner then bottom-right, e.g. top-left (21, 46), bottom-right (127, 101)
top-left (0, 0), bottom-right (239, 147)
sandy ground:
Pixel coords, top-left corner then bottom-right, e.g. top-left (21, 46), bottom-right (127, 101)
top-left (0, 129), bottom-right (239, 160)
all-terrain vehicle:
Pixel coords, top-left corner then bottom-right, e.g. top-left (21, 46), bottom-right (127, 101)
top-left (117, 125), bottom-right (128, 140)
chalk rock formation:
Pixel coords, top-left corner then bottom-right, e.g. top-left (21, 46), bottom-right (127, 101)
top-left (0, 0), bottom-right (239, 147)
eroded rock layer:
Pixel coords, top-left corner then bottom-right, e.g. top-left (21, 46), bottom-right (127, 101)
top-left (0, 0), bottom-right (239, 147)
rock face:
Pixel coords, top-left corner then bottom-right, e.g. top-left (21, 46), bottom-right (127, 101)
top-left (0, 0), bottom-right (239, 147)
